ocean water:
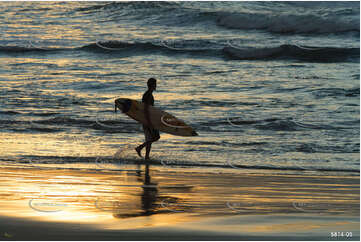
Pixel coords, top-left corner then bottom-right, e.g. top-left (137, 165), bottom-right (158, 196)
top-left (0, 1), bottom-right (359, 174)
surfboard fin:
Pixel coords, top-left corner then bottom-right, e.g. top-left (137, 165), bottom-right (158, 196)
top-left (192, 131), bottom-right (198, 136)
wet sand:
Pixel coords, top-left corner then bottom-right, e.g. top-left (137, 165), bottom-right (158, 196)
top-left (0, 162), bottom-right (359, 240)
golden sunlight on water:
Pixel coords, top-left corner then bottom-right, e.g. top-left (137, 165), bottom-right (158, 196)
top-left (0, 133), bottom-right (100, 158)
top-left (0, 1), bottom-right (359, 239)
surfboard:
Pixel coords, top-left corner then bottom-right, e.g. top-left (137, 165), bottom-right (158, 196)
top-left (115, 98), bottom-right (198, 137)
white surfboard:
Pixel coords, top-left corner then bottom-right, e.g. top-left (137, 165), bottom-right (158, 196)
top-left (115, 98), bottom-right (198, 137)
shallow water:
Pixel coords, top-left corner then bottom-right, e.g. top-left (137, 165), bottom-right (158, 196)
top-left (0, 1), bottom-right (359, 174)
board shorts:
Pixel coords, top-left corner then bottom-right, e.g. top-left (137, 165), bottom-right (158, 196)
top-left (143, 125), bottom-right (160, 142)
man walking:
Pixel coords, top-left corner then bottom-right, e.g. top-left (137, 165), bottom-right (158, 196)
top-left (135, 78), bottom-right (160, 160)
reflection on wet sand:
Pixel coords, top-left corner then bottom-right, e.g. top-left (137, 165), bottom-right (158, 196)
top-left (0, 162), bottom-right (359, 230)
top-left (0, 162), bottom-right (198, 227)
top-left (111, 164), bottom-right (188, 218)
top-left (0, 162), bottom-right (359, 240)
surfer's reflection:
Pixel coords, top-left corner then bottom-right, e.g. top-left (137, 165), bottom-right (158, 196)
top-left (110, 163), bottom-right (190, 219)
top-left (140, 164), bottom-right (158, 215)
top-left (112, 164), bottom-right (160, 218)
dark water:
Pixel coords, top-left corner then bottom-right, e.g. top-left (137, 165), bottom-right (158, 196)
top-left (0, 1), bottom-right (359, 174)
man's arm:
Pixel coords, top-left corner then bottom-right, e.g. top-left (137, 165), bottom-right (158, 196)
top-left (143, 92), bottom-right (153, 128)
top-left (144, 102), bottom-right (153, 128)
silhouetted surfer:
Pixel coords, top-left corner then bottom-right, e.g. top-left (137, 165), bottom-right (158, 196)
top-left (135, 78), bottom-right (160, 160)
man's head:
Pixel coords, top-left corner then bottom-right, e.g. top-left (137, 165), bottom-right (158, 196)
top-left (147, 78), bottom-right (157, 91)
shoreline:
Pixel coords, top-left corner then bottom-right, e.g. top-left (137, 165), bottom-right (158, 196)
top-left (0, 158), bottom-right (359, 177)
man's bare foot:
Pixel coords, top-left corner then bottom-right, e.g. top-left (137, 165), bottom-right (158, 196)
top-left (135, 147), bottom-right (142, 158)
top-left (145, 156), bottom-right (150, 161)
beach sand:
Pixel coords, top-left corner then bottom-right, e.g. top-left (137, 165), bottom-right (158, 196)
top-left (0, 162), bottom-right (359, 240)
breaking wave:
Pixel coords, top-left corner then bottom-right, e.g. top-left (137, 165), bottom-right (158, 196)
top-left (223, 44), bottom-right (359, 61)
top-left (75, 1), bottom-right (360, 35)
top-left (0, 41), bottom-right (358, 62)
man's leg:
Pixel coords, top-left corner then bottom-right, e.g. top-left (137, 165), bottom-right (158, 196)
top-left (144, 130), bottom-right (159, 160)
top-left (145, 142), bottom-right (152, 160)
top-left (136, 140), bottom-right (153, 158)
top-left (135, 143), bottom-right (145, 158)
top-left (136, 125), bottom-right (151, 158)
top-left (137, 128), bottom-right (159, 160)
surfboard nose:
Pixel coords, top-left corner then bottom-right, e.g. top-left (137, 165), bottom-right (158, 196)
top-left (115, 98), bottom-right (132, 113)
